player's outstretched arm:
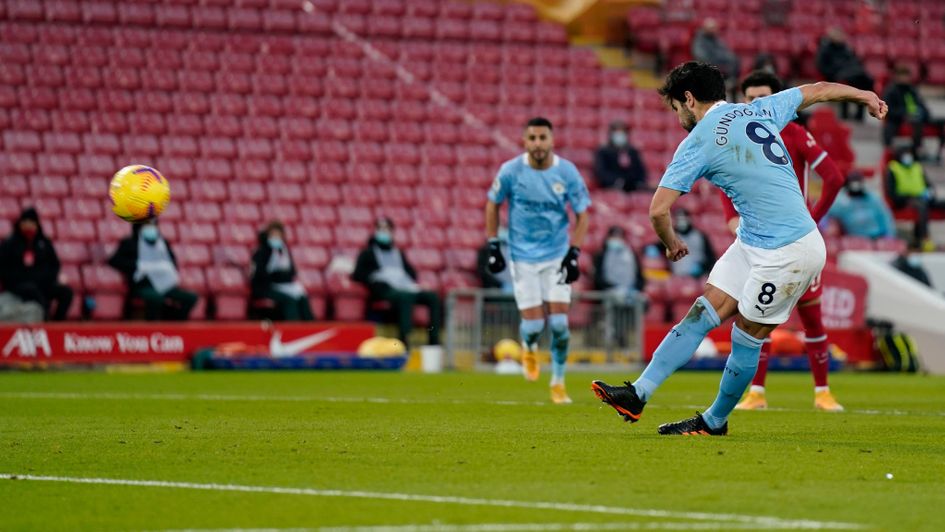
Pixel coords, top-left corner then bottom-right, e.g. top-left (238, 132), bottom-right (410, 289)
top-left (797, 82), bottom-right (888, 119)
top-left (650, 186), bottom-right (689, 262)
top-left (485, 200), bottom-right (500, 239)
top-left (570, 211), bottom-right (589, 249)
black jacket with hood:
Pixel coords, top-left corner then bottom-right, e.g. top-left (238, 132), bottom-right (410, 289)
top-left (107, 223), bottom-right (179, 290)
top-left (352, 236), bottom-right (418, 299)
top-left (250, 230), bottom-right (298, 298)
top-left (0, 207), bottom-right (60, 290)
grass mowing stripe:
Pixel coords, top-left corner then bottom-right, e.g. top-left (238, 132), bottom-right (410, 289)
top-left (0, 474), bottom-right (864, 530)
top-left (2, 391), bottom-right (942, 418)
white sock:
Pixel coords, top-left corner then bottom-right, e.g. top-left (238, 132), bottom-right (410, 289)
top-left (815, 386), bottom-right (830, 393)
top-left (750, 385), bottom-right (766, 394)
top-left (550, 375), bottom-right (564, 386)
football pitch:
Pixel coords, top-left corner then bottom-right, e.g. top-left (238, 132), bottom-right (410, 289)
top-left (1, 371), bottom-right (943, 531)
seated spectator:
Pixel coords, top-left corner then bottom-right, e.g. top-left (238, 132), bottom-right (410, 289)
top-left (593, 121), bottom-right (647, 192)
top-left (0, 207), bottom-right (73, 321)
top-left (751, 53), bottom-right (778, 76)
top-left (477, 226), bottom-right (513, 293)
top-left (885, 148), bottom-right (944, 251)
top-left (882, 65), bottom-right (945, 159)
top-left (108, 220), bottom-right (197, 320)
top-left (593, 226), bottom-right (644, 299)
top-left (816, 27), bottom-right (874, 121)
top-left (250, 221), bottom-right (314, 321)
top-left (666, 210), bottom-right (716, 278)
top-left (891, 244), bottom-right (932, 287)
top-left (593, 226), bottom-right (646, 348)
top-left (827, 172), bottom-right (896, 239)
top-left (691, 19), bottom-right (740, 98)
top-left (352, 217), bottom-right (442, 346)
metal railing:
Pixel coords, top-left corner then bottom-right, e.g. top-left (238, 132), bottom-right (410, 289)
top-left (444, 288), bottom-right (645, 372)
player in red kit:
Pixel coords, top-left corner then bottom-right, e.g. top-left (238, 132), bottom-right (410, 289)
top-left (720, 71), bottom-right (846, 412)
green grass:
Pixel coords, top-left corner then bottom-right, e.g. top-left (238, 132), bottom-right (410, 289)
top-left (0, 370), bottom-right (943, 531)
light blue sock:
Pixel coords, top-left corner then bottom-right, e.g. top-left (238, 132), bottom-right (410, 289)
top-left (633, 296), bottom-right (720, 402)
top-left (703, 324), bottom-right (764, 430)
top-left (520, 318), bottom-right (545, 349)
top-left (548, 314), bottom-right (570, 383)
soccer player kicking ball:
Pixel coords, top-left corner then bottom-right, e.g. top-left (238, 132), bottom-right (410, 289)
top-left (724, 71), bottom-right (846, 412)
top-left (592, 62), bottom-right (886, 435)
top-left (485, 117), bottom-right (591, 404)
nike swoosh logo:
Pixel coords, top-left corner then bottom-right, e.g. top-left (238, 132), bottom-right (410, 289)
top-left (269, 329), bottom-right (338, 358)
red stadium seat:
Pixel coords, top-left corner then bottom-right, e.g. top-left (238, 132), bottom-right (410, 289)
top-left (206, 266), bottom-right (249, 296)
top-left (59, 198), bottom-right (111, 222)
top-left (178, 222), bottom-right (217, 244)
top-left (217, 222), bottom-right (258, 246)
top-left (293, 246), bottom-right (330, 269)
top-left (174, 244), bottom-right (212, 267)
top-left (82, 264), bottom-right (124, 292)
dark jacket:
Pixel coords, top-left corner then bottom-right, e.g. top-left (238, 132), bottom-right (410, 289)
top-left (352, 238), bottom-right (418, 298)
top-left (891, 255), bottom-right (932, 287)
top-left (593, 144), bottom-right (648, 192)
top-left (107, 224), bottom-right (179, 289)
top-left (592, 247), bottom-right (645, 293)
top-left (0, 208), bottom-right (60, 290)
top-left (250, 232), bottom-right (298, 298)
top-left (816, 39), bottom-right (866, 81)
top-left (882, 82), bottom-right (929, 123)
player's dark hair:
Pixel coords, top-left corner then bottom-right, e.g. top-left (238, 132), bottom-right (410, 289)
top-left (741, 70), bottom-right (783, 95)
top-left (658, 62), bottom-right (726, 104)
top-left (524, 117), bottom-right (553, 131)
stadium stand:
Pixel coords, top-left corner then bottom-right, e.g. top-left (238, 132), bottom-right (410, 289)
top-left (0, 0), bottom-right (916, 324)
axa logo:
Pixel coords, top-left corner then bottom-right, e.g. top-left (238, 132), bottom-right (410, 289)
top-left (2, 329), bottom-right (52, 358)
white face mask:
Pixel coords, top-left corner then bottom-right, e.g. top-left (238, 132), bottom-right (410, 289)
top-left (901, 154), bottom-right (914, 166)
top-left (611, 131), bottom-right (628, 147)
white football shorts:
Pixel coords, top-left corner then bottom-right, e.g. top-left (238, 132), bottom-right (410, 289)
top-left (509, 257), bottom-right (571, 311)
top-left (707, 229), bottom-right (826, 325)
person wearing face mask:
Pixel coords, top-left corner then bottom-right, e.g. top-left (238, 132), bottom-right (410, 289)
top-left (477, 226), bottom-right (514, 293)
top-left (250, 221), bottom-right (314, 321)
top-left (691, 19), bottom-right (740, 99)
top-left (352, 217), bottom-right (442, 347)
top-left (0, 207), bottom-right (73, 321)
top-left (815, 27), bottom-right (874, 121)
top-left (593, 121), bottom-right (648, 192)
top-left (663, 210), bottom-right (715, 279)
top-left (885, 148), bottom-right (943, 251)
top-left (593, 226), bottom-right (644, 297)
top-left (827, 171), bottom-right (896, 240)
top-left (882, 65), bottom-right (945, 157)
top-left (593, 226), bottom-right (646, 348)
top-left (108, 220), bottom-right (197, 320)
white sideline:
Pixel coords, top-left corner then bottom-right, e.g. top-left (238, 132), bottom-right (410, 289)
top-left (1, 391), bottom-right (942, 418)
top-left (0, 474), bottom-right (862, 530)
top-left (157, 520), bottom-right (843, 532)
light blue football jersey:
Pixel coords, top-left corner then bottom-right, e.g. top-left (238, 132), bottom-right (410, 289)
top-left (659, 87), bottom-right (816, 249)
top-left (488, 154), bottom-right (591, 263)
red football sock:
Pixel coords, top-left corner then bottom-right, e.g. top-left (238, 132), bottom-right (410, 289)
top-left (799, 303), bottom-right (829, 388)
top-left (751, 338), bottom-right (771, 387)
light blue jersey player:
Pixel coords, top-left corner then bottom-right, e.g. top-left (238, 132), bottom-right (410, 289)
top-left (592, 62), bottom-right (887, 435)
top-left (485, 117), bottom-right (591, 404)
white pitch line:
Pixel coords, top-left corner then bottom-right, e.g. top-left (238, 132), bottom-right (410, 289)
top-left (155, 519), bottom-right (829, 532)
top-left (1, 391), bottom-right (942, 418)
top-left (0, 474), bottom-right (862, 530)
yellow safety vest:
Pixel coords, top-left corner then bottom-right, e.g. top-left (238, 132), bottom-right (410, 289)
top-left (888, 161), bottom-right (926, 197)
